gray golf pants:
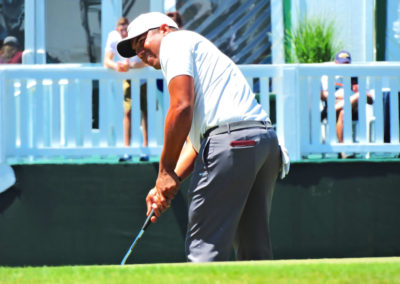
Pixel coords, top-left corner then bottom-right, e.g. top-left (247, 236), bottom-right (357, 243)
top-left (186, 125), bottom-right (280, 262)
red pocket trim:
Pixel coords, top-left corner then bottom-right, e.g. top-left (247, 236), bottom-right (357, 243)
top-left (230, 140), bottom-right (256, 147)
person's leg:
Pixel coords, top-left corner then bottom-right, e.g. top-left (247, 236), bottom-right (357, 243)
top-left (337, 109), bottom-right (344, 143)
top-left (186, 127), bottom-right (278, 262)
top-left (123, 108), bottom-right (131, 146)
top-left (234, 129), bottom-right (280, 260)
top-left (123, 80), bottom-right (132, 147)
top-left (140, 83), bottom-right (148, 147)
top-left (141, 115), bottom-right (148, 146)
top-left (336, 94), bottom-right (359, 144)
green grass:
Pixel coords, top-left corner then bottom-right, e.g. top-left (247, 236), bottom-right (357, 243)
top-left (1, 257), bottom-right (400, 284)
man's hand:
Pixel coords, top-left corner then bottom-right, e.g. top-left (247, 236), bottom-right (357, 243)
top-left (146, 170), bottom-right (180, 222)
top-left (156, 169), bottom-right (180, 200)
top-left (146, 188), bottom-right (169, 223)
top-left (116, 61), bottom-right (129, 72)
top-left (145, 75), bottom-right (194, 223)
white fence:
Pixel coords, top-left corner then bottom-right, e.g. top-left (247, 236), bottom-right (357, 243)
top-left (0, 63), bottom-right (399, 165)
top-left (0, 64), bottom-right (169, 162)
top-left (291, 63), bottom-right (400, 159)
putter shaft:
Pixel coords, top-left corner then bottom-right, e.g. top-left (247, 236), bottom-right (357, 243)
top-left (121, 209), bottom-right (155, 265)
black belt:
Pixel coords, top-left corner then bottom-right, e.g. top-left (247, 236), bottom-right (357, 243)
top-left (202, 120), bottom-right (272, 139)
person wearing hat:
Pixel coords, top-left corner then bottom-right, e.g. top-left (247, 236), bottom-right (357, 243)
top-left (320, 50), bottom-right (373, 157)
top-left (103, 17), bottom-right (149, 162)
top-left (117, 12), bottom-right (288, 262)
top-left (0, 36), bottom-right (22, 64)
top-left (334, 49), bottom-right (351, 64)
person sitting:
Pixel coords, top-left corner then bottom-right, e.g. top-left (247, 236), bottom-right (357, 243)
top-left (320, 50), bottom-right (373, 158)
top-left (0, 36), bottom-right (23, 64)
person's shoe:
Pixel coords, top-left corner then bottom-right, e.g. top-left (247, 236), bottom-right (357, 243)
top-left (119, 154), bottom-right (132, 162)
top-left (338, 152), bottom-right (356, 159)
top-left (139, 153), bottom-right (149, 162)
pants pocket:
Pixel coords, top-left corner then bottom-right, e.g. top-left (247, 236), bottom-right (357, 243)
top-left (230, 139), bottom-right (257, 148)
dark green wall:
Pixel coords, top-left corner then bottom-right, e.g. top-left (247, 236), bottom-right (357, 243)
top-left (270, 160), bottom-right (400, 259)
top-left (1, 161), bottom-right (399, 266)
top-left (375, 0), bottom-right (387, 61)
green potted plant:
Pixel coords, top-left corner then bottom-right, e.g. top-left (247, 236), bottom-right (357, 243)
top-left (285, 17), bottom-right (342, 63)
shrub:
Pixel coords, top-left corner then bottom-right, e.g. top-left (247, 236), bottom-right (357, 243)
top-left (285, 17), bottom-right (341, 63)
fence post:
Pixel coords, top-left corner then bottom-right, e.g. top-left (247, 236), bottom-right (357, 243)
top-left (101, 0), bottom-right (122, 62)
top-left (0, 70), bottom-right (16, 193)
top-left (275, 65), bottom-right (302, 161)
top-left (22, 0), bottom-right (46, 64)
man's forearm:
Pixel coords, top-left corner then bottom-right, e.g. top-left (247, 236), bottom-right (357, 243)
top-left (104, 51), bottom-right (116, 70)
top-left (174, 138), bottom-right (197, 181)
top-left (159, 75), bottom-right (195, 176)
top-left (159, 105), bottom-right (192, 175)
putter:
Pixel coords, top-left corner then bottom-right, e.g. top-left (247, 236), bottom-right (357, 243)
top-left (120, 208), bottom-right (155, 265)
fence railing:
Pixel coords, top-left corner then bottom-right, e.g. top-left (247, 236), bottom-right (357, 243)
top-left (0, 65), bottom-right (170, 160)
top-left (0, 63), bottom-right (399, 165)
top-left (292, 63), bottom-right (400, 159)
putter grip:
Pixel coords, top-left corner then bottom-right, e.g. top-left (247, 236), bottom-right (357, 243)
top-left (142, 209), bottom-right (155, 231)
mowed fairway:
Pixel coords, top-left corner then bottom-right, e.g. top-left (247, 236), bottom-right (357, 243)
top-left (1, 257), bottom-right (399, 284)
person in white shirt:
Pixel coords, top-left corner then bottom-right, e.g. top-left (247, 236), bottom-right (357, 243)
top-left (104, 17), bottom-right (149, 161)
top-left (117, 12), bottom-right (288, 262)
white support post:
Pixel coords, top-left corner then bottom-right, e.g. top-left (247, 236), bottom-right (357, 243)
top-left (271, 0), bottom-right (285, 64)
top-left (150, 0), bottom-right (165, 12)
top-left (100, 0), bottom-right (122, 148)
top-left (275, 65), bottom-right (302, 161)
top-left (101, 0), bottom-right (122, 62)
top-left (362, 0), bottom-right (375, 61)
top-left (35, 0), bottom-right (46, 64)
top-left (0, 71), bottom-right (16, 193)
top-left (164, 0), bottom-right (176, 12)
top-left (290, 0), bottom-right (307, 32)
top-left (23, 0), bottom-right (36, 64)
top-left (22, 0), bottom-right (46, 64)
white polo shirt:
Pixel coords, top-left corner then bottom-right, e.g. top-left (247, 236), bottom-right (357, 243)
top-left (160, 30), bottom-right (268, 151)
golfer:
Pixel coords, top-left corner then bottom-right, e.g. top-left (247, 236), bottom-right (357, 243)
top-left (117, 12), bottom-right (284, 262)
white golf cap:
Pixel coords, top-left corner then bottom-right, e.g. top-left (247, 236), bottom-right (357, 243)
top-left (3, 36), bottom-right (19, 46)
top-left (117, 12), bottom-right (178, 58)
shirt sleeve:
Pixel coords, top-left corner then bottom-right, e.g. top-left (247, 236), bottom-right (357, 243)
top-left (160, 33), bottom-right (194, 84)
top-left (105, 31), bottom-right (118, 54)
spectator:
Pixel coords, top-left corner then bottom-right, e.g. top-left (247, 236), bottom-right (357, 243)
top-left (320, 50), bottom-right (373, 158)
top-left (166, 11), bottom-right (183, 29)
top-left (104, 17), bottom-right (149, 162)
top-left (0, 36), bottom-right (22, 64)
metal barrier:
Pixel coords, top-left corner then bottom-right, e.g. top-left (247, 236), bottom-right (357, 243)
top-left (1, 63), bottom-right (399, 167)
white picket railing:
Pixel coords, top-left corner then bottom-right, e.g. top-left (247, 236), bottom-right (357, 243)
top-left (0, 65), bottom-right (167, 161)
top-left (0, 63), bottom-right (399, 165)
top-left (294, 63), bottom-right (400, 158)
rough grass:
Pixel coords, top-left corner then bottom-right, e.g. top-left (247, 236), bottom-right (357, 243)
top-left (1, 257), bottom-right (399, 284)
